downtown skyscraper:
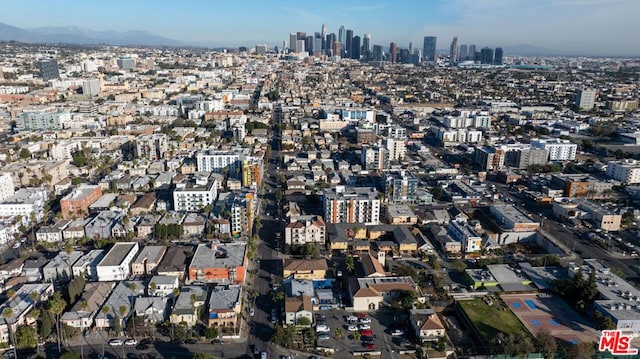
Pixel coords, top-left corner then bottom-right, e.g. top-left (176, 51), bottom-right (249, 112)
top-left (450, 36), bottom-right (459, 64)
top-left (423, 36), bottom-right (437, 62)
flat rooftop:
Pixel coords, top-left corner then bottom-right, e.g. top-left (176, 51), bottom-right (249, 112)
top-left (99, 242), bottom-right (138, 267)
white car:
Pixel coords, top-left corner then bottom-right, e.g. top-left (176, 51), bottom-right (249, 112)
top-left (358, 324), bottom-right (371, 330)
top-left (358, 317), bottom-right (371, 324)
top-left (347, 325), bottom-right (358, 331)
top-left (316, 325), bottom-right (330, 333)
top-left (108, 339), bottom-right (123, 346)
top-left (124, 338), bottom-right (137, 346)
top-left (346, 315), bottom-right (358, 322)
top-left (391, 329), bottom-right (405, 336)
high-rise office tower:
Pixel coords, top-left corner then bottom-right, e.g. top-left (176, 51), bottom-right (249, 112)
top-left (314, 34), bottom-right (323, 54)
top-left (297, 32), bottom-right (306, 40)
top-left (39, 59), bottom-right (60, 80)
top-left (480, 47), bottom-right (494, 64)
top-left (362, 33), bottom-right (371, 53)
top-left (459, 45), bottom-right (468, 61)
top-left (351, 36), bottom-right (361, 60)
top-left (390, 42), bottom-right (397, 63)
top-left (321, 24), bottom-right (327, 50)
top-left (576, 89), bottom-right (597, 110)
top-left (332, 42), bottom-right (342, 57)
top-left (399, 48), bottom-right (410, 63)
top-left (295, 39), bottom-right (305, 53)
top-left (468, 45), bottom-right (476, 61)
top-left (494, 47), bottom-right (504, 65)
top-left (422, 36), bottom-right (437, 61)
top-left (338, 26), bottom-right (345, 46)
top-left (372, 45), bottom-right (383, 61)
top-left (345, 29), bottom-right (354, 58)
top-left (450, 37), bottom-right (459, 64)
top-left (306, 35), bottom-right (314, 55)
top-left (289, 33), bottom-right (297, 52)
top-left (326, 33), bottom-right (336, 55)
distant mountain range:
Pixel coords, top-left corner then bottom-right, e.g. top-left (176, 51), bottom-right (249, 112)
top-left (0, 22), bottom-right (184, 46)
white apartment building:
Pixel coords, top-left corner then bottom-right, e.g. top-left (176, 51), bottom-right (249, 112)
top-left (437, 128), bottom-right (483, 146)
top-left (19, 108), bottom-right (71, 130)
top-left (0, 173), bottom-right (14, 202)
top-left (135, 133), bottom-right (169, 160)
top-left (606, 159), bottom-right (640, 184)
top-left (96, 242), bottom-right (140, 281)
top-left (196, 150), bottom-right (242, 173)
top-left (284, 215), bottom-right (326, 246)
top-left (0, 188), bottom-right (47, 223)
top-left (361, 145), bottom-right (389, 170)
top-left (531, 138), bottom-right (577, 161)
top-left (324, 186), bottom-right (380, 225)
top-left (384, 138), bottom-right (406, 161)
top-left (173, 173), bottom-right (218, 212)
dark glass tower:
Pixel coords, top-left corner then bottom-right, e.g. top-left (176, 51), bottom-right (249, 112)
top-left (422, 36), bottom-right (437, 61)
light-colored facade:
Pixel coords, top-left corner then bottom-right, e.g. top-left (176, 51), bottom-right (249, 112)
top-left (531, 138), bottom-right (577, 161)
top-left (173, 173), bottom-right (218, 212)
top-left (284, 215), bottom-right (325, 246)
top-left (447, 221), bottom-right (482, 253)
top-left (96, 242), bottom-right (139, 281)
top-left (0, 174), bottom-right (14, 202)
top-left (607, 159), bottom-right (640, 184)
top-left (196, 151), bottom-right (242, 173)
top-left (131, 245), bottom-right (167, 277)
top-left (323, 186), bottom-right (380, 225)
top-left (135, 133), bottom-right (168, 160)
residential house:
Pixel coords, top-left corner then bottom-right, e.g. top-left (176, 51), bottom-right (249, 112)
top-left (157, 246), bottom-right (190, 279)
top-left (284, 295), bottom-right (313, 327)
top-left (22, 257), bottom-right (48, 282)
top-left (94, 280), bottom-right (145, 330)
top-left (71, 250), bottom-right (105, 281)
top-left (62, 218), bottom-right (87, 241)
top-left (410, 308), bottom-right (446, 342)
top-left (60, 282), bottom-right (115, 329)
top-left (131, 245), bottom-right (167, 277)
top-left (170, 286), bottom-right (207, 327)
top-left (182, 213), bottom-right (206, 236)
top-left (207, 285), bottom-right (242, 333)
top-left (129, 192), bottom-right (156, 216)
top-left (135, 214), bottom-right (160, 238)
top-left (0, 283), bottom-right (53, 344)
top-left (42, 251), bottom-right (83, 283)
top-left (134, 297), bottom-right (169, 324)
top-left (148, 275), bottom-right (179, 297)
top-left (284, 215), bottom-right (326, 246)
top-left (84, 210), bottom-right (122, 240)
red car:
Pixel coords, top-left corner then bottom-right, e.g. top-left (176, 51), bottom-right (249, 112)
top-left (359, 329), bottom-right (373, 337)
top-left (356, 313), bottom-right (367, 319)
top-left (363, 343), bottom-right (375, 349)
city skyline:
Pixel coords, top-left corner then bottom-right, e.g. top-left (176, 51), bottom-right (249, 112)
top-left (0, 0), bottom-right (639, 56)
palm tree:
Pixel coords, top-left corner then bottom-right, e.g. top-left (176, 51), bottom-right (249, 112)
top-left (3, 308), bottom-right (17, 359)
top-left (47, 292), bottom-right (66, 353)
top-left (128, 283), bottom-right (137, 337)
top-left (29, 309), bottom-right (40, 354)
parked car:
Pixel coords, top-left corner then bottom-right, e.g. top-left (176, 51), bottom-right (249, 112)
top-left (363, 343), bottom-right (375, 349)
top-left (135, 344), bottom-right (149, 351)
top-left (356, 313), bottom-right (367, 319)
top-left (317, 334), bottom-right (330, 341)
top-left (358, 324), bottom-right (371, 330)
top-left (108, 339), bottom-right (123, 346)
top-left (185, 338), bottom-right (197, 344)
top-left (250, 308), bottom-right (255, 317)
top-left (316, 325), bottom-right (330, 333)
top-left (347, 325), bottom-right (358, 331)
top-left (346, 315), bottom-right (358, 322)
top-left (358, 317), bottom-right (371, 324)
top-left (391, 329), bottom-right (405, 336)
top-left (362, 336), bottom-right (375, 344)
top-left (124, 339), bottom-right (137, 346)
top-left (359, 329), bottom-right (373, 337)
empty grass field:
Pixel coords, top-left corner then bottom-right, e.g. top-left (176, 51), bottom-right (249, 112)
top-left (458, 297), bottom-right (529, 341)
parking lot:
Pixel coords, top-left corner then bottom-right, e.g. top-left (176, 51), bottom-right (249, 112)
top-left (313, 308), bottom-right (413, 357)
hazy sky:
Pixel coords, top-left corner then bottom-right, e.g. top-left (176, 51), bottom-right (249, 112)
top-left (1, 0), bottom-right (639, 55)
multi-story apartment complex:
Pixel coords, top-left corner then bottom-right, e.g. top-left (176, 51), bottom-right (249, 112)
top-left (361, 145), bottom-right (389, 170)
top-left (0, 173), bottom-right (14, 202)
top-left (135, 133), bottom-right (169, 160)
top-left (19, 108), bottom-right (71, 131)
top-left (531, 138), bottom-right (577, 161)
top-left (284, 215), bottom-right (326, 246)
top-left (437, 128), bottom-right (483, 147)
top-left (196, 150), bottom-right (242, 174)
top-left (173, 173), bottom-right (218, 212)
top-left (60, 185), bottom-right (103, 219)
top-left (473, 147), bottom-right (506, 171)
top-left (188, 242), bottom-right (247, 285)
top-left (606, 159), bottom-right (640, 184)
top-left (96, 242), bottom-right (140, 281)
top-left (241, 156), bottom-right (264, 189)
top-left (323, 186), bottom-right (380, 225)
top-left (383, 170), bottom-right (418, 202)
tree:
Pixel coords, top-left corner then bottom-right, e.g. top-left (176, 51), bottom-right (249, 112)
top-left (437, 336), bottom-right (447, 352)
top-left (534, 330), bottom-right (557, 359)
top-left (29, 309), bottom-right (40, 353)
top-left (452, 259), bottom-right (467, 273)
top-left (345, 255), bottom-right (355, 273)
top-left (192, 353), bottom-right (215, 359)
top-left (567, 342), bottom-right (595, 359)
top-left (47, 292), bottom-right (66, 353)
top-left (334, 327), bottom-right (344, 339)
top-left (59, 352), bottom-right (80, 359)
top-left (398, 290), bottom-right (418, 310)
top-left (15, 325), bottom-right (36, 349)
top-left (19, 148), bottom-right (31, 159)
top-left (431, 186), bottom-right (444, 200)
top-left (3, 308), bottom-right (17, 357)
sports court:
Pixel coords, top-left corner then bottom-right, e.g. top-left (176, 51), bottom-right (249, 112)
top-left (502, 293), bottom-right (599, 344)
